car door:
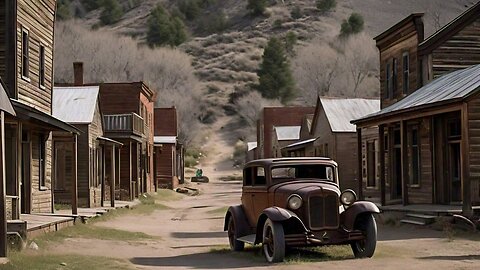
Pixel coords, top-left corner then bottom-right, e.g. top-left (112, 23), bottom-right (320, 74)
top-left (251, 167), bottom-right (269, 222)
top-left (242, 166), bottom-right (257, 227)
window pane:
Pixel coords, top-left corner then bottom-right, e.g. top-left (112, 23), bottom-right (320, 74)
top-left (367, 141), bottom-right (376, 187)
top-left (39, 46), bottom-right (45, 86)
top-left (403, 53), bottom-right (409, 94)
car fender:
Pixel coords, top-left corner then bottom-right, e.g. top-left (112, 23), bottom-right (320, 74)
top-left (341, 201), bottom-right (380, 230)
top-left (224, 205), bottom-right (252, 238)
top-left (254, 206), bottom-right (308, 244)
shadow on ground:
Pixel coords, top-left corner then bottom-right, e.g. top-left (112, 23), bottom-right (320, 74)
top-left (418, 254), bottom-right (480, 260)
top-left (171, 231), bottom-right (227, 239)
top-left (130, 251), bottom-right (267, 269)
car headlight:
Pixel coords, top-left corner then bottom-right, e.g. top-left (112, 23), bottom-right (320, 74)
top-left (287, 194), bottom-right (303, 210)
top-left (340, 189), bottom-right (357, 206)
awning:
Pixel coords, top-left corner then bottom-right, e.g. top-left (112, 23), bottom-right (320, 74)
top-left (154, 136), bottom-right (176, 145)
top-left (11, 99), bottom-right (80, 135)
top-left (0, 80), bottom-right (15, 116)
top-left (97, 136), bottom-right (123, 146)
top-left (282, 137), bottom-right (318, 151)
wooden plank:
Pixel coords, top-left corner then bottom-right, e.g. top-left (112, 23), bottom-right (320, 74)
top-left (462, 103), bottom-right (472, 216)
top-left (379, 125), bottom-right (386, 206)
top-left (0, 111), bottom-right (6, 257)
top-left (357, 128), bottom-right (363, 200)
top-left (401, 120), bottom-right (408, 205)
top-left (72, 137), bottom-right (77, 215)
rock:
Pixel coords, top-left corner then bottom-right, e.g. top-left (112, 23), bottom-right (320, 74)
top-left (176, 188), bottom-right (189, 194)
top-left (29, 241), bottom-right (39, 250)
top-left (60, 262), bottom-right (67, 266)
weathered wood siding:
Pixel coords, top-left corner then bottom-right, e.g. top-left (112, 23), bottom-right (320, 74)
top-left (0, 1), bottom-right (6, 81)
top-left (335, 133), bottom-right (359, 193)
top-left (361, 127), bottom-right (381, 203)
top-left (431, 18), bottom-right (480, 79)
top-left (468, 97), bottom-right (480, 204)
top-left (87, 103), bottom-right (103, 207)
top-left (155, 144), bottom-right (177, 189)
top-left (140, 90), bottom-right (154, 193)
top-left (31, 132), bottom-right (52, 213)
top-left (378, 20), bottom-right (421, 109)
top-left (16, 0), bottom-right (55, 114)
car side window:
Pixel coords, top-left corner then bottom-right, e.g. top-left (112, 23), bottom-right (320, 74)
top-left (244, 167), bottom-right (253, 186)
top-left (253, 167), bottom-right (266, 186)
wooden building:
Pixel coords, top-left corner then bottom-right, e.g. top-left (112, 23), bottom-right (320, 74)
top-left (256, 107), bottom-right (315, 159)
top-left (0, 79), bottom-right (15, 257)
top-left (283, 97), bottom-right (379, 193)
top-left (52, 86), bottom-right (122, 208)
top-left (153, 107), bottom-right (184, 189)
top-left (0, 0), bottom-right (79, 222)
top-left (352, 3), bottom-right (480, 216)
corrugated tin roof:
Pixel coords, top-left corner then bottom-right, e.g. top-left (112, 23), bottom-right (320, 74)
top-left (247, 142), bottom-right (257, 151)
top-left (283, 137), bottom-right (318, 149)
top-left (52, 86), bottom-right (100, 124)
top-left (154, 136), bottom-right (177, 144)
top-left (321, 98), bottom-right (380, 132)
top-left (354, 64), bottom-right (480, 123)
top-left (274, 126), bottom-right (301, 141)
top-left (0, 80), bottom-right (15, 116)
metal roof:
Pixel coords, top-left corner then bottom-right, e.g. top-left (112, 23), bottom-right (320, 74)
top-left (0, 79), bottom-right (15, 116)
top-left (274, 126), bottom-right (301, 141)
top-left (321, 98), bottom-right (380, 132)
top-left (247, 142), bottom-right (257, 151)
top-left (283, 137), bottom-right (318, 149)
top-left (154, 136), bottom-right (177, 144)
top-left (354, 64), bottom-right (480, 124)
top-left (52, 86), bottom-right (100, 124)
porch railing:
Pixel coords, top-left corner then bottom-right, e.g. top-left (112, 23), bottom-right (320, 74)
top-left (104, 113), bottom-right (144, 137)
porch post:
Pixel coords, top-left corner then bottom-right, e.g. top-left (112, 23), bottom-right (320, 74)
top-left (71, 135), bottom-right (78, 215)
top-left (357, 128), bottom-right (363, 200)
top-left (401, 120), bottom-right (409, 206)
top-left (110, 145), bottom-right (115, 208)
top-left (100, 145), bottom-right (105, 207)
top-left (461, 103), bottom-right (472, 216)
top-left (0, 112), bottom-right (7, 257)
top-left (116, 147), bottom-right (120, 202)
top-left (129, 141), bottom-right (133, 201)
top-left (379, 124), bottom-right (386, 206)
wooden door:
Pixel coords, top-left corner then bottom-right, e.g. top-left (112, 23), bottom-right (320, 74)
top-left (448, 142), bottom-right (461, 203)
top-left (21, 135), bottom-right (31, 214)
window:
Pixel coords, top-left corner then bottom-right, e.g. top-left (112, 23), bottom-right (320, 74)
top-left (402, 52), bottom-right (409, 94)
top-left (254, 167), bottom-right (266, 186)
top-left (367, 141), bottom-right (376, 187)
top-left (385, 62), bottom-right (392, 99)
top-left (271, 165), bottom-right (336, 183)
top-left (39, 135), bottom-right (46, 188)
top-left (392, 58), bottom-right (398, 94)
top-left (410, 127), bottom-right (420, 186)
top-left (244, 168), bottom-right (253, 186)
top-left (39, 45), bottom-right (46, 88)
top-left (447, 119), bottom-right (461, 139)
top-left (22, 28), bottom-right (30, 79)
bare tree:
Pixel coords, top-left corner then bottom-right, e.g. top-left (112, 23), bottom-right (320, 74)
top-left (55, 21), bottom-right (201, 146)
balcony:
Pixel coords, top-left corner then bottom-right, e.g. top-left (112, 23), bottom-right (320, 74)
top-left (104, 113), bottom-right (144, 137)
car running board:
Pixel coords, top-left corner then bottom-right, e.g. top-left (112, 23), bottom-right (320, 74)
top-left (237, 234), bottom-right (256, 244)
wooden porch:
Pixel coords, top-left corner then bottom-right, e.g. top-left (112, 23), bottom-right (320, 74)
top-left (379, 204), bottom-right (480, 215)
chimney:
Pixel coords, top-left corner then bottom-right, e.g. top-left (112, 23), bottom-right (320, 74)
top-left (73, 62), bottom-right (84, 86)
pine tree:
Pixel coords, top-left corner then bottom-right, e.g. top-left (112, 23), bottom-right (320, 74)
top-left (247, 0), bottom-right (267, 16)
top-left (147, 5), bottom-right (187, 47)
top-left (257, 37), bottom-right (295, 103)
top-left (100, 0), bottom-right (124, 25)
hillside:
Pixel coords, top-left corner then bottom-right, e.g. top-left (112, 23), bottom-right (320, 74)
top-left (55, 0), bottom-right (476, 152)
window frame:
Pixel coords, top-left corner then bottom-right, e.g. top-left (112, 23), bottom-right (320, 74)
top-left (39, 44), bottom-right (46, 89)
top-left (21, 26), bottom-right (30, 81)
top-left (402, 52), bottom-right (409, 94)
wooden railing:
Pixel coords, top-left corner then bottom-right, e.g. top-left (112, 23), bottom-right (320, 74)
top-left (104, 113), bottom-right (144, 136)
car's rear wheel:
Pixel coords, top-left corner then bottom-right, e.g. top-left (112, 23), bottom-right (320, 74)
top-left (351, 213), bottom-right (377, 258)
top-left (262, 218), bottom-right (285, 263)
top-left (228, 217), bottom-right (244, 251)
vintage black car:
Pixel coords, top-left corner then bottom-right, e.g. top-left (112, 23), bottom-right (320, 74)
top-left (224, 157), bottom-right (380, 263)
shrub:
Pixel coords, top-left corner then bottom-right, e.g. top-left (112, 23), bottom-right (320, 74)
top-left (178, 0), bottom-right (202, 21)
top-left (247, 0), bottom-right (267, 16)
top-left (57, 0), bottom-right (72, 21)
top-left (272, 19), bottom-right (283, 29)
top-left (83, 0), bottom-right (102, 11)
top-left (340, 12), bottom-right (364, 36)
top-left (284, 31), bottom-right (297, 55)
top-left (197, 12), bottom-right (229, 34)
top-left (147, 4), bottom-right (188, 47)
top-left (316, 0), bottom-right (336, 12)
top-left (100, 0), bottom-right (124, 25)
top-left (291, 6), bottom-right (302, 19)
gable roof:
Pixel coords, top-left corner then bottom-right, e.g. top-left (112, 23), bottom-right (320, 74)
top-left (0, 78), bottom-right (15, 116)
top-left (419, 1), bottom-right (480, 55)
top-left (52, 86), bottom-right (100, 124)
top-left (319, 97), bottom-right (380, 132)
top-left (353, 64), bottom-right (480, 125)
top-left (374, 13), bottom-right (424, 42)
top-left (274, 126), bottom-right (301, 141)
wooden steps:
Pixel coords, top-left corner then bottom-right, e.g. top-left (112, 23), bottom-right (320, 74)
top-left (400, 213), bottom-right (436, 226)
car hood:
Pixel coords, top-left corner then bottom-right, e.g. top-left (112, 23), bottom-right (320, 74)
top-left (270, 180), bottom-right (340, 198)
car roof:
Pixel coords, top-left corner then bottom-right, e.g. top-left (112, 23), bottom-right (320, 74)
top-left (245, 157), bottom-right (337, 168)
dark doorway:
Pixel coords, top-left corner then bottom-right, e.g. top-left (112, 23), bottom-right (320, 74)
top-left (21, 131), bottom-right (31, 214)
top-left (392, 129), bottom-right (402, 200)
top-left (448, 143), bottom-right (461, 203)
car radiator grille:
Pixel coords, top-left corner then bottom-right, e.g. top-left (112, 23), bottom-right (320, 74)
top-left (309, 194), bottom-right (339, 229)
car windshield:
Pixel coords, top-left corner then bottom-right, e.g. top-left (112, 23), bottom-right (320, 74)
top-left (271, 164), bottom-right (336, 183)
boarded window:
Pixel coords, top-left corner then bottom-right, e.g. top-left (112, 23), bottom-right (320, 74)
top-left (410, 127), bottom-right (420, 185)
top-left (402, 52), bottom-right (409, 94)
top-left (39, 135), bottom-right (46, 188)
top-left (39, 45), bottom-right (46, 87)
top-left (367, 141), bottom-right (376, 187)
top-left (22, 28), bottom-right (30, 79)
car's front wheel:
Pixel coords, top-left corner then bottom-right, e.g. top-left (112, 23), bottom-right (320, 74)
top-left (227, 216), bottom-right (244, 251)
top-left (262, 218), bottom-right (285, 263)
top-left (351, 213), bottom-right (377, 258)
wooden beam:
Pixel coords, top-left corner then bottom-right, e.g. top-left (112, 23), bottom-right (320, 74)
top-left (357, 128), bottom-right (363, 200)
top-left (110, 145), bottom-right (115, 208)
top-left (71, 135), bottom-right (78, 215)
top-left (461, 103), bottom-right (472, 216)
top-left (0, 112), bottom-right (7, 257)
top-left (401, 120), bottom-right (409, 205)
top-left (101, 146), bottom-right (105, 207)
top-left (129, 141), bottom-right (133, 201)
top-left (379, 125), bottom-right (386, 206)
top-left (116, 147), bottom-right (120, 202)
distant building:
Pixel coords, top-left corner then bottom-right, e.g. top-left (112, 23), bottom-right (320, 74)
top-left (272, 126), bottom-right (301, 158)
top-left (246, 142), bottom-right (257, 162)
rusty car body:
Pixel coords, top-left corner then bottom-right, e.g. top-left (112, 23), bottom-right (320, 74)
top-left (224, 157), bottom-right (380, 262)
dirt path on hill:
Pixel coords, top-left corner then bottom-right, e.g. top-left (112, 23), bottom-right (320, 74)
top-left (42, 117), bottom-right (480, 269)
